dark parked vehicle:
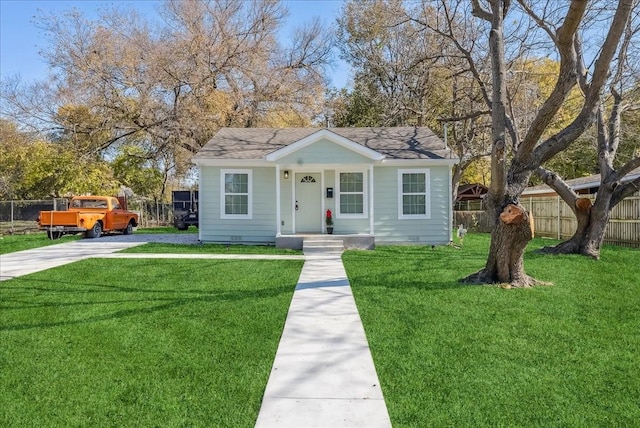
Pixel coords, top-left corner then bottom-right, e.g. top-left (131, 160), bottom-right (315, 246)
top-left (173, 190), bottom-right (198, 230)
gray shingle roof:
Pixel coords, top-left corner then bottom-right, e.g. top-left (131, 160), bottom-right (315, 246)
top-left (193, 127), bottom-right (456, 161)
top-left (523, 167), bottom-right (640, 195)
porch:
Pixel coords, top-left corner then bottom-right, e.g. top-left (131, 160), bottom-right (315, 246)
top-left (276, 234), bottom-right (375, 251)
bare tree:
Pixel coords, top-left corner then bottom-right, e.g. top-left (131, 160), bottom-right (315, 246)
top-left (460, 0), bottom-right (635, 286)
top-left (1, 0), bottom-right (333, 181)
top-left (336, 0), bottom-right (447, 126)
top-left (411, 0), bottom-right (494, 207)
top-left (336, 0), bottom-right (492, 204)
top-left (536, 0), bottom-right (640, 258)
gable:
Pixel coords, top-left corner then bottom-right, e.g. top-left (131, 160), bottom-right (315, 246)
top-left (274, 138), bottom-right (380, 165)
top-left (265, 129), bottom-right (384, 162)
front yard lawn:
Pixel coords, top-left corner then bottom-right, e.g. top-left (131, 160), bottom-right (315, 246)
top-left (344, 234), bottom-right (640, 427)
top-left (0, 258), bottom-right (303, 427)
top-left (120, 242), bottom-right (303, 255)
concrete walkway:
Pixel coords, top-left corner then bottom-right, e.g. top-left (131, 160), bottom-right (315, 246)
top-left (0, 240), bottom-right (144, 281)
top-left (255, 252), bottom-right (392, 428)
top-left (1, 238), bottom-right (392, 427)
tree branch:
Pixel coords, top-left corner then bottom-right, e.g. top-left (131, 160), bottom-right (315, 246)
top-left (516, 0), bottom-right (588, 164)
top-left (439, 110), bottom-right (491, 122)
top-left (471, 0), bottom-right (492, 21)
top-left (515, 0), bottom-right (557, 43)
top-left (534, 167), bottom-right (579, 213)
top-left (611, 176), bottom-right (640, 207)
top-left (533, 0), bottom-right (635, 166)
top-left (617, 157), bottom-right (640, 179)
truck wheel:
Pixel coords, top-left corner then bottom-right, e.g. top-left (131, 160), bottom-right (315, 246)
top-left (86, 222), bottom-right (102, 239)
top-left (123, 222), bottom-right (133, 235)
top-left (174, 220), bottom-right (188, 231)
top-left (46, 230), bottom-right (62, 240)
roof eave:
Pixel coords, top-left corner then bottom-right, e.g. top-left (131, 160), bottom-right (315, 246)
top-left (192, 158), bottom-right (272, 167)
top-left (380, 158), bottom-right (458, 166)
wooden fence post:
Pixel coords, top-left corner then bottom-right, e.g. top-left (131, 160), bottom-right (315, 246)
top-left (557, 195), bottom-right (561, 240)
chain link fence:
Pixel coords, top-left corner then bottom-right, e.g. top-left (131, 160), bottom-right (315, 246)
top-left (127, 200), bottom-right (174, 228)
top-left (0, 199), bottom-right (174, 235)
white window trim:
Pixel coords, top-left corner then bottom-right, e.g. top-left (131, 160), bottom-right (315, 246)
top-left (398, 168), bottom-right (431, 220)
top-left (335, 169), bottom-right (368, 219)
top-left (220, 169), bottom-right (253, 219)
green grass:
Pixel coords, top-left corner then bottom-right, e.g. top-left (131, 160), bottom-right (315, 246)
top-left (344, 234), bottom-right (640, 427)
top-left (0, 258), bottom-right (303, 427)
top-left (121, 242), bottom-right (303, 255)
top-left (136, 226), bottom-right (198, 234)
top-left (0, 233), bottom-right (80, 255)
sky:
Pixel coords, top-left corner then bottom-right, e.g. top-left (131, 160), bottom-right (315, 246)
top-left (0, 0), bottom-right (350, 88)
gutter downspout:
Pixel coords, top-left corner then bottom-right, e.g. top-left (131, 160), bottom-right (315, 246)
top-left (369, 164), bottom-right (375, 235)
top-left (448, 164), bottom-right (453, 243)
top-left (275, 164), bottom-right (281, 237)
top-left (198, 165), bottom-right (203, 242)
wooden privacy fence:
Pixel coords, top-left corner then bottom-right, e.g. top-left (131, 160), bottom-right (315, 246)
top-left (526, 194), bottom-right (640, 248)
top-left (455, 193), bottom-right (640, 248)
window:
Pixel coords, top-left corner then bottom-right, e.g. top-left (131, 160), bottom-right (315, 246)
top-left (398, 169), bottom-right (430, 219)
top-left (337, 171), bottom-right (366, 217)
top-left (220, 169), bottom-right (252, 219)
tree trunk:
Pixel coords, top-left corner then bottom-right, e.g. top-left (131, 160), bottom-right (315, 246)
top-left (582, 209), bottom-right (610, 258)
top-left (539, 195), bottom-right (611, 259)
top-left (463, 203), bottom-right (542, 287)
top-left (538, 197), bottom-right (592, 255)
top-left (467, 1), bottom-right (542, 287)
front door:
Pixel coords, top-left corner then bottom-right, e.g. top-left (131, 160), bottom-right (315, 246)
top-left (295, 173), bottom-right (321, 232)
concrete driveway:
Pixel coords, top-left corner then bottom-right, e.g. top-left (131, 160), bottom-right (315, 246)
top-left (0, 234), bottom-right (200, 281)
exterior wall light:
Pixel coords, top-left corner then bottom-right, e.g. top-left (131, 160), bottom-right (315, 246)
top-left (284, 170), bottom-right (289, 179)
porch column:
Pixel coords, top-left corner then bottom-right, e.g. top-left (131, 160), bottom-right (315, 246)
top-left (275, 164), bottom-right (281, 236)
top-left (369, 164), bottom-right (375, 235)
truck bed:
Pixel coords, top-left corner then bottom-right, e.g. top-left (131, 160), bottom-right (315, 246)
top-left (38, 211), bottom-right (80, 227)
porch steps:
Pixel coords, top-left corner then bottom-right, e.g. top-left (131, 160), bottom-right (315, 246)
top-left (302, 237), bottom-right (344, 253)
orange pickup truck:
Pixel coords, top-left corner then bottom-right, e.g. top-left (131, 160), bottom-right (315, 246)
top-left (38, 195), bottom-right (139, 239)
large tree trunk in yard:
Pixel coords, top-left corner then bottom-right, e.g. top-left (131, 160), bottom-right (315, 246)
top-left (539, 195), bottom-right (612, 259)
top-left (538, 197), bottom-right (593, 255)
top-left (582, 209), bottom-right (611, 258)
top-left (463, 203), bottom-right (545, 288)
top-left (466, 1), bottom-right (546, 288)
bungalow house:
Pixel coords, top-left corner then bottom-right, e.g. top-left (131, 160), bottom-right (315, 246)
top-left (191, 127), bottom-right (458, 248)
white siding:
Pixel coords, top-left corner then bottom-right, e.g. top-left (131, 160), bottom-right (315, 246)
top-left (278, 139), bottom-right (372, 165)
top-left (373, 166), bottom-right (451, 244)
top-left (199, 164), bottom-right (453, 245)
top-left (200, 166), bottom-right (277, 243)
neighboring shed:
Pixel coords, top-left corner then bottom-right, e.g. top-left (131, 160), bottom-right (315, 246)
top-left (192, 127), bottom-right (458, 248)
top-left (455, 183), bottom-right (488, 211)
top-left (456, 183), bottom-right (489, 201)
